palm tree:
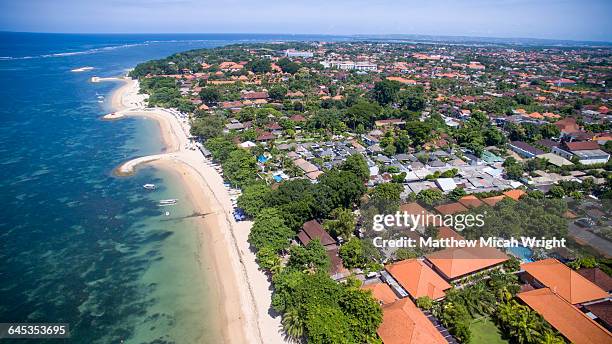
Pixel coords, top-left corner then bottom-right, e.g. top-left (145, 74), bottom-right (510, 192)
top-left (539, 330), bottom-right (566, 344)
top-left (282, 308), bottom-right (304, 343)
top-left (509, 306), bottom-right (544, 344)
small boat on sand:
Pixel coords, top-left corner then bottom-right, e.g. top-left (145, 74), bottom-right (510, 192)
top-left (158, 199), bottom-right (178, 206)
top-left (143, 183), bottom-right (156, 190)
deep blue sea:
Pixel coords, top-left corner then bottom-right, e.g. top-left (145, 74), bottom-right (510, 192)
top-left (0, 32), bottom-right (340, 343)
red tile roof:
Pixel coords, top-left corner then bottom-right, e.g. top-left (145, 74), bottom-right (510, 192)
top-left (565, 141), bottom-right (601, 151)
top-left (378, 298), bottom-right (447, 344)
top-left (362, 282), bottom-right (399, 305)
top-left (425, 246), bottom-right (508, 280)
top-left (482, 195), bottom-right (505, 207)
top-left (518, 288), bottom-right (612, 344)
top-left (386, 259), bottom-right (451, 300)
top-left (521, 259), bottom-right (609, 304)
top-left (298, 220), bottom-right (336, 247)
top-left (584, 300), bottom-right (612, 328)
top-left (434, 202), bottom-right (468, 215)
top-left (502, 189), bottom-right (525, 201)
top-left (578, 268), bottom-right (612, 292)
top-left (458, 195), bottom-right (484, 208)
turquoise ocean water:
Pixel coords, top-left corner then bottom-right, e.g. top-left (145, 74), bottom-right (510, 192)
top-left (0, 32), bottom-right (339, 343)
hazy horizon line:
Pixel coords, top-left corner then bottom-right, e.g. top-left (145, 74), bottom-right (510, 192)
top-left (2, 30), bottom-right (611, 46)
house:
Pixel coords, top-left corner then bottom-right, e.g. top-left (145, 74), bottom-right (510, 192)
top-left (256, 132), bottom-right (276, 142)
top-left (553, 141), bottom-right (610, 165)
top-left (482, 195), bottom-right (505, 207)
top-left (518, 288), bottom-right (611, 344)
top-left (241, 91), bottom-right (268, 100)
top-left (537, 152), bottom-right (573, 167)
top-left (220, 101), bottom-right (244, 110)
top-left (399, 202), bottom-right (442, 230)
top-left (362, 282), bottom-right (399, 305)
top-left (584, 300), bottom-right (612, 331)
top-left (377, 298), bottom-right (448, 344)
top-left (424, 232), bottom-right (508, 282)
top-left (519, 259), bottom-right (609, 305)
top-left (297, 220), bottom-right (336, 250)
top-left (385, 259), bottom-right (452, 300)
top-left (555, 117), bottom-right (581, 136)
top-left (508, 141), bottom-right (545, 158)
top-left (225, 121), bottom-right (245, 131)
top-left (293, 158), bottom-right (319, 174)
top-left (375, 119), bottom-right (405, 130)
top-left (434, 202), bottom-right (468, 215)
top-left (458, 195), bottom-right (484, 208)
top-left (502, 189), bottom-right (525, 201)
top-left (284, 49), bottom-right (313, 58)
top-left (577, 268), bottom-right (612, 293)
top-left (435, 178), bottom-right (457, 192)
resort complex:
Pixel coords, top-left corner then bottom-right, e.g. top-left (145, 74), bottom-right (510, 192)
top-left (120, 40), bottom-right (612, 344)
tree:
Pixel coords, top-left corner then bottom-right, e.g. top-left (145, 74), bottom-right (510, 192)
top-left (449, 187), bottom-right (467, 201)
top-left (372, 79), bottom-right (401, 105)
top-left (503, 158), bottom-right (525, 181)
top-left (338, 288), bottom-right (383, 343)
top-left (323, 208), bottom-right (356, 239)
top-left (269, 85), bottom-right (288, 101)
top-left (404, 121), bottom-right (433, 147)
top-left (340, 154), bottom-right (370, 182)
top-left (344, 100), bottom-right (382, 130)
top-left (394, 247), bottom-right (419, 260)
top-left (247, 59), bottom-right (272, 73)
top-left (287, 240), bottom-right (330, 272)
top-left (339, 238), bottom-right (367, 268)
top-left (369, 182), bottom-right (403, 211)
top-left (416, 296), bottom-right (434, 310)
top-left (199, 87), bottom-right (220, 103)
top-left (548, 185), bottom-right (565, 198)
top-left (540, 123), bottom-right (561, 139)
top-left (416, 188), bottom-right (444, 206)
top-left (206, 136), bottom-right (237, 161)
top-left (277, 58), bottom-right (300, 74)
top-left (398, 87), bottom-right (425, 111)
top-left (314, 169), bottom-right (366, 217)
top-left (256, 246), bottom-right (282, 272)
top-left (222, 149), bottom-right (257, 187)
top-left (306, 305), bottom-right (354, 344)
top-left (190, 115), bottom-right (223, 140)
top-left (237, 183), bottom-right (272, 217)
top-left (282, 307), bottom-right (305, 342)
top-left (248, 208), bottom-right (294, 252)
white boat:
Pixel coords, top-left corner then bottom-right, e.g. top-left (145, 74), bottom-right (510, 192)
top-left (71, 66), bottom-right (94, 72)
top-left (143, 183), bottom-right (156, 190)
top-left (158, 199), bottom-right (178, 206)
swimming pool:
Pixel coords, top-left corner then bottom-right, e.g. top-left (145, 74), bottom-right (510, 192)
top-left (508, 245), bottom-right (533, 262)
top-left (273, 175), bottom-right (283, 182)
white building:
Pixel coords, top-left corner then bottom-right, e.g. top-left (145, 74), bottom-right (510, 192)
top-left (321, 60), bottom-right (377, 71)
top-left (284, 49), bottom-right (314, 58)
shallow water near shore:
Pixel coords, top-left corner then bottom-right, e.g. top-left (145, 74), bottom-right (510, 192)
top-left (0, 32), bottom-right (309, 343)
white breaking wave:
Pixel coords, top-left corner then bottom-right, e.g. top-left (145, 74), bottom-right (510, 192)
top-left (0, 42), bottom-right (149, 61)
top-left (0, 38), bottom-right (235, 61)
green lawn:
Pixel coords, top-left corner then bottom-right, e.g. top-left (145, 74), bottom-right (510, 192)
top-left (469, 317), bottom-right (509, 344)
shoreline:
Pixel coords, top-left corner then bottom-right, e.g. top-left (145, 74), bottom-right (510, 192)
top-left (104, 77), bottom-right (287, 344)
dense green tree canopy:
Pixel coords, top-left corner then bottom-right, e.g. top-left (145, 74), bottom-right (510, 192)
top-left (248, 208), bottom-right (294, 252)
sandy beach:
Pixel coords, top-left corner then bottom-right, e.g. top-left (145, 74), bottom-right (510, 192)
top-left (105, 77), bottom-right (288, 344)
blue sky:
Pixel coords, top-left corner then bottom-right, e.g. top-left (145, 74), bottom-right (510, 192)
top-left (1, 0), bottom-right (611, 41)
